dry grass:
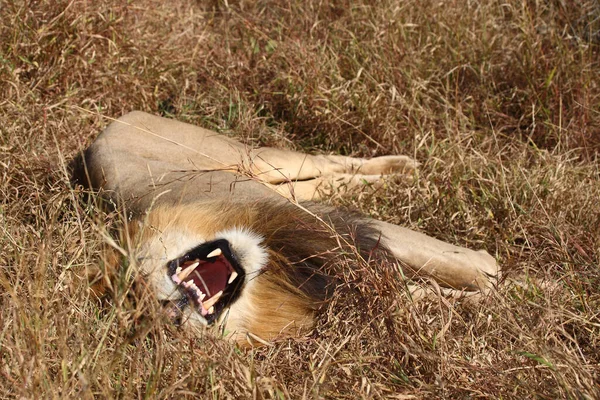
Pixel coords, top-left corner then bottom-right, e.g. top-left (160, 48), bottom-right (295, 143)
top-left (1, 0), bottom-right (599, 398)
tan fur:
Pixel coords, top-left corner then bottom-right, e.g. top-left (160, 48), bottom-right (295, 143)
top-left (233, 273), bottom-right (315, 345)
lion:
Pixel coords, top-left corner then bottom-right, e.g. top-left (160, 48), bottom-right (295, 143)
top-left (73, 111), bottom-right (499, 346)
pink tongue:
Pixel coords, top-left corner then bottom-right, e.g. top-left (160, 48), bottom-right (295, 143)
top-left (190, 260), bottom-right (229, 297)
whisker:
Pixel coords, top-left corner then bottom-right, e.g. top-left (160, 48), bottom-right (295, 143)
top-left (137, 256), bottom-right (168, 262)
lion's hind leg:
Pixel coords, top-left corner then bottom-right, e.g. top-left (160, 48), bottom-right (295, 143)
top-left (325, 154), bottom-right (418, 176)
top-left (253, 152), bottom-right (418, 201)
top-left (270, 173), bottom-right (400, 201)
top-left (247, 149), bottom-right (417, 184)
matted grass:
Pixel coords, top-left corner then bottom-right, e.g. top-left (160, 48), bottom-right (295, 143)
top-left (1, 0), bottom-right (599, 398)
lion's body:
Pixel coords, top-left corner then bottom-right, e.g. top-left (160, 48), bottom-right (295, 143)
top-left (75, 111), bottom-right (499, 346)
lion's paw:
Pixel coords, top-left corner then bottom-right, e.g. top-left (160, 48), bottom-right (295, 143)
top-left (359, 155), bottom-right (418, 175)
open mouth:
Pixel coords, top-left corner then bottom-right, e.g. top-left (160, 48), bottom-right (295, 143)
top-left (167, 239), bottom-right (245, 324)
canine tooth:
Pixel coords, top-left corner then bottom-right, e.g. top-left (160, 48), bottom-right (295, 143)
top-left (202, 290), bottom-right (223, 310)
top-left (171, 266), bottom-right (184, 283)
top-left (206, 248), bottom-right (222, 258)
top-left (228, 271), bottom-right (238, 284)
top-left (177, 261), bottom-right (199, 281)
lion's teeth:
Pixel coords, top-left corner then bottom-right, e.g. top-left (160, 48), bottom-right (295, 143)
top-left (177, 261), bottom-right (199, 281)
top-left (202, 290), bottom-right (223, 310)
top-left (208, 306), bottom-right (215, 314)
top-left (228, 271), bottom-right (238, 284)
top-left (195, 288), bottom-right (206, 301)
top-left (171, 266), bottom-right (184, 283)
top-left (206, 248), bottom-right (222, 259)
